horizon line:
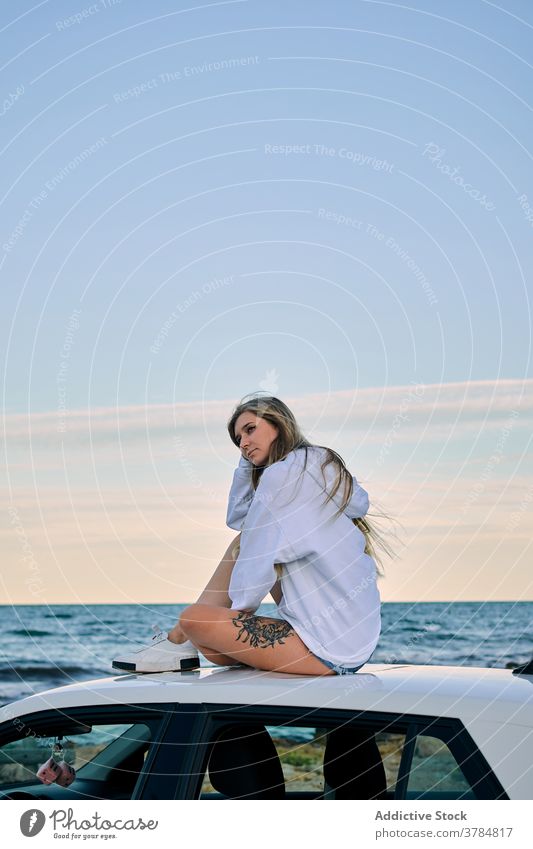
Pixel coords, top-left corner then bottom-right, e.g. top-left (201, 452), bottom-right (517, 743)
top-left (2, 599), bottom-right (531, 606)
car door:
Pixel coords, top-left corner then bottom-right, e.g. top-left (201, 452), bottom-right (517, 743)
top-left (156, 704), bottom-right (508, 800)
top-left (0, 704), bottom-right (173, 801)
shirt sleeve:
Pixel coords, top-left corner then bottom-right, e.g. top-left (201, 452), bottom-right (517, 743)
top-left (343, 476), bottom-right (370, 519)
top-left (226, 454), bottom-right (255, 530)
top-left (228, 468), bottom-right (294, 612)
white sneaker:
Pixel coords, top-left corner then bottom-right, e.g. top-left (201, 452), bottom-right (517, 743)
top-left (112, 625), bottom-right (200, 673)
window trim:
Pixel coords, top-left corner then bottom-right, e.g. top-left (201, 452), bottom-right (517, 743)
top-left (138, 704), bottom-right (208, 800)
top-left (394, 721), bottom-right (417, 799)
top-left (404, 719), bottom-right (508, 801)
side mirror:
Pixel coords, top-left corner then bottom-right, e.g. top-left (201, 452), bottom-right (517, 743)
top-left (512, 659), bottom-right (533, 676)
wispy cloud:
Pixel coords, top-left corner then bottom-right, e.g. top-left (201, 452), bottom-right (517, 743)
top-left (3, 378), bottom-right (531, 446)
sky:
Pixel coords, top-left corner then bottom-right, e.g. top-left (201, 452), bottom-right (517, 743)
top-left (1, 0), bottom-right (532, 604)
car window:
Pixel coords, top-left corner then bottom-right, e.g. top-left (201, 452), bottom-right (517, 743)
top-left (198, 723), bottom-right (405, 799)
top-left (406, 734), bottom-right (474, 799)
top-left (0, 722), bottom-right (151, 797)
top-left (269, 726), bottom-right (325, 793)
top-left (268, 728), bottom-right (405, 796)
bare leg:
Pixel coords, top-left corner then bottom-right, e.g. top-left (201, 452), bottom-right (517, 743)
top-left (193, 643), bottom-right (246, 667)
top-left (179, 604), bottom-right (335, 676)
top-left (193, 534), bottom-right (241, 608)
top-left (168, 534), bottom-right (241, 644)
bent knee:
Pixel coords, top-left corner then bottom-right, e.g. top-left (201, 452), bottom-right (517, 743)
top-left (179, 603), bottom-right (202, 630)
top-left (179, 603), bottom-right (217, 636)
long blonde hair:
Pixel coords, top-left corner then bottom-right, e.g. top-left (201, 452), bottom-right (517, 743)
top-left (227, 393), bottom-right (394, 578)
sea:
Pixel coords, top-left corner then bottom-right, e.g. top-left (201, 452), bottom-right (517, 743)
top-left (1, 602), bottom-right (531, 707)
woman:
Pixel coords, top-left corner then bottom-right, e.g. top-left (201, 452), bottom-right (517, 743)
top-left (113, 394), bottom-right (386, 676)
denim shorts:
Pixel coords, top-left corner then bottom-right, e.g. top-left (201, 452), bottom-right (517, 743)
top-left (314, 654), bottom-right (367, 675)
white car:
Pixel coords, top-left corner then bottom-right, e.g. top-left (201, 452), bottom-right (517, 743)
top-left (0, 660), bottom-right (531, 801)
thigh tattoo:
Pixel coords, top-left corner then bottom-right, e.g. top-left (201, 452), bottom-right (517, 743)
top-left (231, 612), bottom-right (294, 649)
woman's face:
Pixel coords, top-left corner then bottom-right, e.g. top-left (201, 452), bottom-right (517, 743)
top-left (233, 411), bottom-right (279, 465)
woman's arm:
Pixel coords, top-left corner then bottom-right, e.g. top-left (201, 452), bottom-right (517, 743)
top-left (226, 455), bottom-right (254, 529)
top-left (228, 468), bottom-right (293, 613)
top-left (195, 533), bottom-right (241, 608)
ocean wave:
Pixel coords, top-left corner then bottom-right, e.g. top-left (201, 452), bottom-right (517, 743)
top-left (0, 664), bottom-right (104, 680)
top-left (8, 629), bottom-right (52, 637)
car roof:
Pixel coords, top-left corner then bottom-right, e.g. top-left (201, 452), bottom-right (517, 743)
top-left (2, 663), bottom-right (533, 729)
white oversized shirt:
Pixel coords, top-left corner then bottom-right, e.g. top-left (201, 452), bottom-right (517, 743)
top-left (226, 446), bottom-right (381, 668)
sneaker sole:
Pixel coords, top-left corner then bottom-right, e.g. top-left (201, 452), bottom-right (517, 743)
top-left (112, 656), bottom-right (201, 673)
